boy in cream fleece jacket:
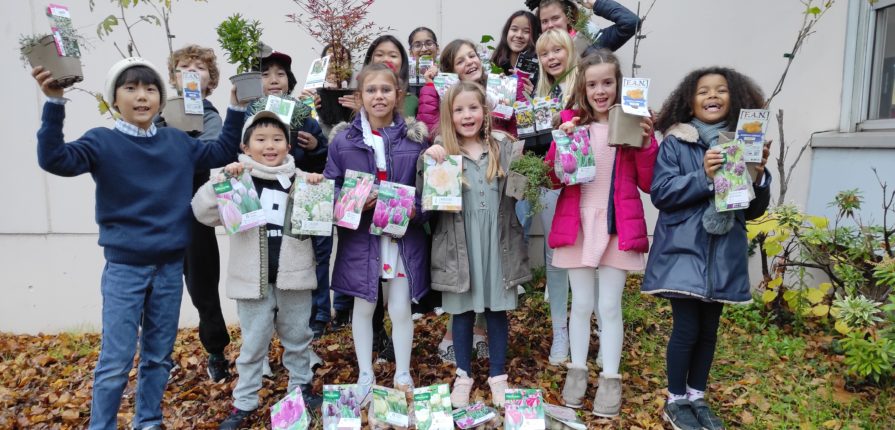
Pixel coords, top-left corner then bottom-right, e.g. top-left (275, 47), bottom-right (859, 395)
top-left (191, 111), bottom-right (324, 429)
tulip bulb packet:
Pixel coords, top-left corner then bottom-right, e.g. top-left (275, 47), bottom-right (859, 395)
top-left (434, 73), bottom-right (459, 98)
top-left (288, 178), bottom-right (335, 236)
top-left (370, 181), bottom-right (416, 238)
top-left (504, 389), bottom-right (546, 430)
top-left (371, 386), bottom-right (410, 428)
top-left (423, 155), bottom-right (463, 212)
top-left (515, 101), bottom-right (536, 136)
top-left (552, 127), bottom-right (596, 185)
top-left (213, 172), bottom-right (266, 235)
top-left (270, 386), bottom-right (310, 430)
top-left (452, 402), bottom-right (497, 429)
top-left (322, 385), bottom-right (362, 430)
top-left (714, 137), bottom-right (756, 212)
top-left (621, 77), bottom-right (650, 117)
top-left (543, 404), bottom-right (586, 430)
top-left (735, 109), bottom-right (771, 163)
top-left (334, 170), bottom-right (375, 230)
top-left (488, 74), bottom-right (517, 119)
top-left (413, 384), bottom-right (453, 430)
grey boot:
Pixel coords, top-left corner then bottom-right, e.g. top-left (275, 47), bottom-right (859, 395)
top-left (592, 374), bottom-right (622, 417)
top-left (561, 365), bottom-right (588, 408)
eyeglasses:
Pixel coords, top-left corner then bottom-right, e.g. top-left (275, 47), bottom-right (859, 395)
top-left (411, 40), bottom-right (437, 50)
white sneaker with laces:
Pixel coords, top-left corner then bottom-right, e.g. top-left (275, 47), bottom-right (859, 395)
top-left (549, 327), bottom-right (570, 365)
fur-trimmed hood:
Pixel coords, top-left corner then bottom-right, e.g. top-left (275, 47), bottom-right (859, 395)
top-left (664, 123), bottom-right (699, 144)
top-left (328, 115), bottom-right (428, 144)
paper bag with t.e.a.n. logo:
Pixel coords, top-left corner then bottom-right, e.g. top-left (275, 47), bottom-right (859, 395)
top-left (609, 77), bottom-right (651, 148)
top-left (735, 108), bottom-right (771, 168)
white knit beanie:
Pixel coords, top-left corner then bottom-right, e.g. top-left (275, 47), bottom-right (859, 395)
top-left (104, 57), bottom-right (167, 113)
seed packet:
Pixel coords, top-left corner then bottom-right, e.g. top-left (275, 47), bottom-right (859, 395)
top-left (334, 170), bottom-right (375, 230)
top-left (487, 74), bottom-right (517, 120)
top-left (504, 389), bottom-right (546, 430)
top-left (214, 172), bottom-right (266, 235)
top-left (434, 73), bottom-right (459, 98)
top-left (47, 4), bottom-right (80, 58)
top-left (452, 402), bottom-right (497, 429)
top-left (371, 386), bottom-right (410, 428)
top-left (270, 386), bottom-right (310, 430)
top-left (408, 56), bottom-right (419, 86)
top-left (369, 181), bottom-right (415, 238)
top-left (413, 384), bottom-right (453, 430)
top-left (515, 101), bottom-right (535, 137)
top-left (288, 178), bottom-right (334, 236)
top-left (303, 55), bottom-right (331, 90)
top-left (322, 385), bottom-right (362, 430)
top-left (265, 95), bottom-right (297, 125)
top-left (552, 127), bottom-right (596, 185)
top-left (621, 77), bottom-right (650, 117)
top-left (422, 155), bottom-right (463, 212)
top-left (417, 55), bottom-right (435, 85)
top-left (181, 71), bottom-right (204, 115)
top-left (300, 96), bottom-right (319, 122)
top-left (735, 109), bottom-right (771, 163)
top-left (533, 97), bottom-right (554, 132)
top-left (714, 137), bottom-right (756, 212)
top-left (544, 404), bottom-right (586, 430)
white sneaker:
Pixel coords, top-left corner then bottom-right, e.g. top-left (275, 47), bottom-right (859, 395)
top-left (356, 371), bottom-right (376, 407)
top-left (548, 327), bottom-right (570, 365)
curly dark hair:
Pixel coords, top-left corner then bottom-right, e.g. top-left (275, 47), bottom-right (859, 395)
top-left (656, 66), bottom-right (765, 134)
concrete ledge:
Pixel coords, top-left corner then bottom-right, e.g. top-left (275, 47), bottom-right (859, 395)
top-left (811, 131), bottom-right (895, 149)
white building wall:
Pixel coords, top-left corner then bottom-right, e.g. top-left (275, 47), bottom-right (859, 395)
top-left (0, 0), bottom-right (848, 333)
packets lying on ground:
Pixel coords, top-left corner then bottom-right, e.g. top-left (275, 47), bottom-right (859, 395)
top-left (452, 402), bottom-right (497, 429)
top-left (504, 389), bottom-right (546, 430)
top-left (422, 155), bottom-right (463, 212)
top-left (413, 384), bottom-right (453, 430)
top-left (321, 385), bottom-right (362, 430)
top-left (371, 386), bottom-right (410, 428)
top-left (270, 386), bottom-right (309, 430)
top-left (552, 127), bottom-right (596, 185)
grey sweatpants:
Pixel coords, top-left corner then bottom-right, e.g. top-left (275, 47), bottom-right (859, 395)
top-left (233, 284), bottom-right (313, 411)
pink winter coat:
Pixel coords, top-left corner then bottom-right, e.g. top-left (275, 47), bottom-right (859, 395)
top-left (545, 110), bottom-right (658, 253)
top-left (416, 82), bottom-right (518, 138)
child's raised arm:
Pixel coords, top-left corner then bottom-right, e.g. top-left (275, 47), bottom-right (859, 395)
top-left (583, 0), bottom-right (640, 52)
top-left (191, 86), bottom-right (248, 169)
top-left (33, 67), bottom-right (100, 177)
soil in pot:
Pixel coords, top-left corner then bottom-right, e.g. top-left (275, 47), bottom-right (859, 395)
top-left (22, 35), bottom-right (83, 89)
top-left (318, 88), bottom-right (356, 125)
top-left (161, 97), bottom-right (204, 134)
top-left (230, 72), bottom-right (263, 103)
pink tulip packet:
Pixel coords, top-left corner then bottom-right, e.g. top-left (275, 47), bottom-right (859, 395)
top-left (213, 172), bottom-right (266, 235)
top-left (452, 402), bottom-right (497, 429)
top-left (270, 386), bottom-right (310, 430)
top-left (333, 170), bottom-right (375, 230)
top-left (422, 155), bottom-right (463, 212)
top-left (369, 181), bottom-right (415, 238)
top-left (552, 127), bottom-right (596, 185)
top-left (503, 389), bottom-right (546, 430)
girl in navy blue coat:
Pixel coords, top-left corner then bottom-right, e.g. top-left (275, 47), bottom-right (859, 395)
top-left (642, 67), bottom-right (771, 430)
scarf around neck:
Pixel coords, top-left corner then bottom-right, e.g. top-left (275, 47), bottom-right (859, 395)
top-left (691, 118), bottom-right (728, 148)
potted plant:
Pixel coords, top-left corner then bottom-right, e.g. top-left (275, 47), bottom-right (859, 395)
top-left (216, 14), bottom-right (264, 103)
top-left (19, 33), bottom-right (83, 89)
top-left (608, 104), bottom-right (644, 148)
top-left (287, 0), bottom-right (394, 124)
top-left (508, 152), bottom-right (550, 214)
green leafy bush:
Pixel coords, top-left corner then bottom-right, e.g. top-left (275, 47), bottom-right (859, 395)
top-left (509, 152), bottom-right (550, 215)
top-left (215, 14), bottom-right (263, 74)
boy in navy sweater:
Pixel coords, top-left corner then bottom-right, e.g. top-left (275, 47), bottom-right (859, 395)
top-left (32, 57), bottom-right (247, 430)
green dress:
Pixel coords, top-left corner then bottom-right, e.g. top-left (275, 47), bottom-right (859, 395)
top-left (441, 147), bottom-right (518, 314)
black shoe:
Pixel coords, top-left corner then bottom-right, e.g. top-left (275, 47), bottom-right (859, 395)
top-left (300, 383), bottom-right (324, 410)
top-left (691, 398), bottom-right (725, 430)
top-left (207, 354), bottom-right (231, 383)
top-left (663, 399), bottom-right (702, 430)
top-left (310, 320), bottom-right (327, 339)
top-left (332, 309), bottom-right (351, 329)
top-left (373, 329), bottom-right (395, 363)
top-left (218, 407), bottom-right (253, 430)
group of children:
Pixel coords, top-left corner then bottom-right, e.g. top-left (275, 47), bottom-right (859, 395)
top-left (31, 1), bottom-right (771, 429)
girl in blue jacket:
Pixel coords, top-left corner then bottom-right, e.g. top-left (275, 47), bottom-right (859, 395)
top-left (642, 67), bottom-right (771, 430)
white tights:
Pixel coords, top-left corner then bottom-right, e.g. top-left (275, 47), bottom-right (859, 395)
top-left (352, 260), bottom-right (413, 379)
top-left (568, 266), bottom-right (627, 376)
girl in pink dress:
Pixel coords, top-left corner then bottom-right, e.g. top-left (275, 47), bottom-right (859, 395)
top-left (545, 50), bottom-right (658, 417)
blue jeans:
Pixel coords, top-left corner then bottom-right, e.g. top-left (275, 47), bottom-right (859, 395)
top-left (453, 310), bottom-right (509, 377)
top-left (89, 260), bottom-right (184, 430)
top-left (310, 235), bottom-right (334, 323)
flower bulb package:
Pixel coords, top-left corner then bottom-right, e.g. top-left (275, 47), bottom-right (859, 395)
top-left (321, 385), bottom-right (362, 430)
top-left (503, 389), bottom-right (546, 430)
top-left (213, 172), bottom-right (266, 235)
top-left (333, 170), bottom-right (375, 230)
top-left (288, 178), bottom-right (335, 236)
top-left (621, 77), bottom-right (650, 117)
top-left (488, 73), bottom-right (517, 119)
top-left (714, 136), bottom-right (756, 212)
top-left (270, 386), bottom-right (310, 430)
top-left (515, 101), bottom-right (536, 137)
top-left (369, 181), bottom-right (416, 238)
top-left (452, 402), bottom-right (497, 429)
top-left (551, 127), bottom-right (596, 185)
top-left (413, 384), bottom-right (453, 430)
top-left (434, 73), bottom-right (459, 98)
top-left (422, 155), bottom-right (463, 212)
top-left (371, 386), bottom-right (410, 428)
